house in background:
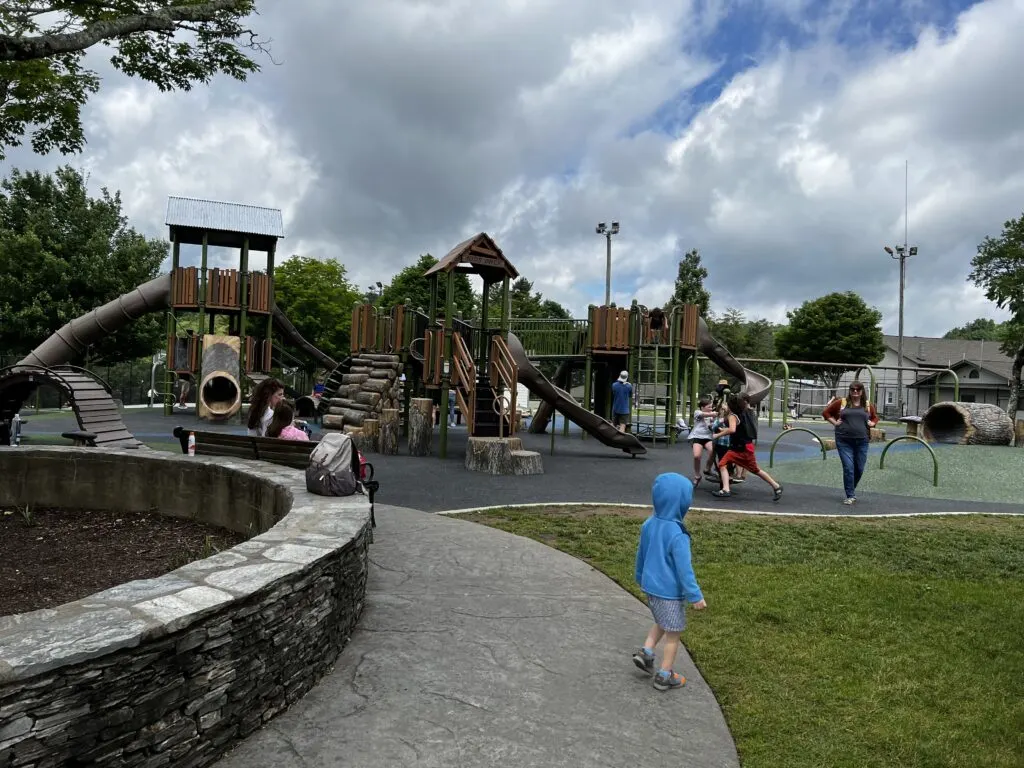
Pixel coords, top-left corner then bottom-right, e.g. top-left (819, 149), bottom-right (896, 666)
top-left (839, 335), bottom-right (1020, 418)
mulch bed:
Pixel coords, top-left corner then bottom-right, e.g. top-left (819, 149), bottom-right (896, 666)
top-left (0, 507), bottom-right (246, 617)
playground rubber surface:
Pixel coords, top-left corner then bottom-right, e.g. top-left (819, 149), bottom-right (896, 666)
top-left (19, 408), bottom-right (1023, 516)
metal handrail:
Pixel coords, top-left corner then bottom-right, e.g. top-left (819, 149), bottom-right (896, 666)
top-left (768, 426), bottom-right (829, 467)
top-left (879, 435), bottom-right (939, 486)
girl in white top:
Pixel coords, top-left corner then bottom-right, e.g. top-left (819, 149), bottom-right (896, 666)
top-left (688, 396), bottom-right (715, 487)
top-left (246, 378), bottom-right (285, 437)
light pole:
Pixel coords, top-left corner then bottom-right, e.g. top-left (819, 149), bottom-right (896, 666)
top-left (595, 221), bottom-right (620, 306)
top-left (883, 243), bottom-right (918, 416)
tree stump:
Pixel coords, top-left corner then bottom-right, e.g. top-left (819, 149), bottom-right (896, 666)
top-left (379, 408), bottom-right (400, 455)
top-left (465, 436), bottom-right (543, 475)
top-left (511, 449), bottom-right (544, 475)
top-left (322, 414), bottom-right (344, 430)
top-left (408, 398), bottom-right (433, 456)
top-left (921, 401), bottom-right (1015, 445)
top-left (1014, 419), bottom-right (1024, 448)
top-left (361, 418), bottom-right (380, 453)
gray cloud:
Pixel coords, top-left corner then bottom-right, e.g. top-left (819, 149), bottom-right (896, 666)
top-left (6, 0), bottom-right (1021, 338)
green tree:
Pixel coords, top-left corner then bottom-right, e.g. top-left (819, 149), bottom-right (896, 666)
top-left (0, 1), bottom-right (264, 159)
top-left (0, 165), bottom-right (166, 363)
top-left (968, 212), bottom-right (1024, 427)
top-left (485, 278), bottom-right (571, 321)
top-left (775, 292), bottom-right (885, 388)
top-left (272, 256), bottom-right (362, 363)
top-left (379, 254), bottom-right (476, 319)
top-left (943, 318), bottom-right (1006, 341)
top-left (669, 246), bottom-right (711, 317)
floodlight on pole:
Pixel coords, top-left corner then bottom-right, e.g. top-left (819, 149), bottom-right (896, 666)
top-left (596, 220), bottom-right (620, 305)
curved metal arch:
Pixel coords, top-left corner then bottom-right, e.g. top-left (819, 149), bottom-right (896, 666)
top-left (879, 435), bottom-right (939, 487)
top-left (769, 426), bottom-right (829, 468)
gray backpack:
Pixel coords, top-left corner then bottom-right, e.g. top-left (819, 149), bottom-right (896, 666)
top-left (305, 432), bottom-right (360, 497)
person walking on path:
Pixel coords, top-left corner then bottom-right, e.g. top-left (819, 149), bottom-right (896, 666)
top-left (687, 397), bottom-right (715, 487)
top-left (612, 371), bottom-right (634, 433)
top-left (711, 394), bottom-right (783, 502)
top-left (822, 381), bottom-right (878, 505)
top-left (632, 473), bottom-right (707, 691)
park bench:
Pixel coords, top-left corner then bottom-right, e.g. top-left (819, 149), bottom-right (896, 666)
top-left (171, 426), bottom-right (379, 526)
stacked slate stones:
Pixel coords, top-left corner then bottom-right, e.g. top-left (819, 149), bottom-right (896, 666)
top-left (321, 354), bottom-right (404, 447)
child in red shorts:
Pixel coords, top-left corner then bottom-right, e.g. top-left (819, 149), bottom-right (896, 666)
top-left (711, 394), bottom-right (783, 502)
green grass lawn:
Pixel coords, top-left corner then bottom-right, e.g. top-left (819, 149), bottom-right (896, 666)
top-left (457, 507), bottom-right (1024, 768)
top-left (770, 444), bottom-right (1024, 505)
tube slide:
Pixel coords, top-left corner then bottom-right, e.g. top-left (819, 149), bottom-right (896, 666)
top-left (507, 333), bottom-right (646, 456)
top-left (695, 317), bottom-right (771, 406)
top-left (19, 275), bottom-right (172, 368)
top-left (271, 306), bottom-right (338, 370)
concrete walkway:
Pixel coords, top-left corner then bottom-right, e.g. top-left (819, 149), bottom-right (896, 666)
top-left (217, 505), bottom-right (739, 768)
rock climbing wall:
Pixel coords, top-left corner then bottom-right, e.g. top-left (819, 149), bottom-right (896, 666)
top-left (322, 354), bottom-right (403, 431)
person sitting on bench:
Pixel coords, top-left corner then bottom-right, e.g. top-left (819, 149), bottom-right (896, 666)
top-left (266, 401), bottom-right (309, 441)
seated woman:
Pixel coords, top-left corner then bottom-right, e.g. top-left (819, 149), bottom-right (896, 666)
top-left (247, 377), bottom-right (286, 437)
top-left (266, 401), bottom-right (310, 441)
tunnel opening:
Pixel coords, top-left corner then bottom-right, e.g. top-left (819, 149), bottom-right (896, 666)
top-left (200, 373), bottom-right (240, 420)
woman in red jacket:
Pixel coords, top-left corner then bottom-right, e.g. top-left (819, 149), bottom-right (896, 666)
top-left (822, 381), bottom-right (878, 506)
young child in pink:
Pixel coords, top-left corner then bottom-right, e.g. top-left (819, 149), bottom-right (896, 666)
top-left (266, 401), bottom-right (309, 442)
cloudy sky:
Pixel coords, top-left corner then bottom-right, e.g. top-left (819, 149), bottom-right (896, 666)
top-left (6, 0), bottom-right (1024, 336)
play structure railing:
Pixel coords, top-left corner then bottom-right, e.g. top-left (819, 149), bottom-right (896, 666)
top-left (171, 267), bottom-right (271, 314)
top-left (451, 331), bottom-right (477, 432)
top-left (489, 335), bottom-right (518, 435)
top-left (508, 318), bottom-right (588, 357)
top-left (422, 328), bottom-right (444, 387)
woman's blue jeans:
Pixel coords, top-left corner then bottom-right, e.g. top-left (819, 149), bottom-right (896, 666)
top-left (836, 437), bottom-right (869, 499)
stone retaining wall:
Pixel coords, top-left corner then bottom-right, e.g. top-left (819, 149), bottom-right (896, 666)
top-left (0, 447), bottom-right (372, 768)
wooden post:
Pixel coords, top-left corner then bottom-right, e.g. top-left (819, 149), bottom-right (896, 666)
top-left (361, 418), bottom-right (380, 452)
top-left (380, 408), bottom-right (400, 455)
top-left (408, 397), bottom-right (434, 456)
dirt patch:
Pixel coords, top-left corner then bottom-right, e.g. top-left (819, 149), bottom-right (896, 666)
top-left (0, 507), bottom-right (246, 617)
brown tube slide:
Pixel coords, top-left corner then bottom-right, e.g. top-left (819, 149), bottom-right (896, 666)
top-left (18, 275), bottom-right (172, 368)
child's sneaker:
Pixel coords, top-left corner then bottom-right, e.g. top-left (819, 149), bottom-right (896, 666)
top-left (632, 647), bottom-right (655, 674)
top-left (652, 670), bottom-right (685, 691)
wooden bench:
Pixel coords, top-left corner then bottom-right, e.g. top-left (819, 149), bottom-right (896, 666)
top-left (172, 426), bottom-right (379, 526)
top-left (898, 416), bottom-right (923, 437)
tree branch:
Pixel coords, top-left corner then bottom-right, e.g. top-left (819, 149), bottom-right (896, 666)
top-left (0, 0), bottom-right (250, 62)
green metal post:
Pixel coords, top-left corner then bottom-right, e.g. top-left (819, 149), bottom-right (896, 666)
top-left (582, 306), bottom-right (594, 441)
top-left (239, 237), bottom-right (250, 394)
top-left (500, 275), bottom-right (511, 333)
top-left (479, 278), bottom-right (490, 365)
top-left (780, 360), bottom-right (791, 428)
top-left (266, 240), bottom-right (275, 349)
top-left (669, 308), bottom-right (680, 445)
top-left (428, 277), bottom-right (438, 326)
top-left (197, 232), bottom-right (208, 344)
top-left (689, 355), bottom-right (699, 428)
top-left (767, 363), bottom-right (776, 427)
top-left (164, 238), bottom-right (181, 416)
top-left (439, 270), bottom-right (456, 459)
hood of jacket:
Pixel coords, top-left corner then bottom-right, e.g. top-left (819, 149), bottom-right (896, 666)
top-left (651, 472), bottom-right (693, 523)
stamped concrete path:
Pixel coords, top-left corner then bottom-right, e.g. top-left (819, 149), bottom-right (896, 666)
top-left (217, 505), bottom-right (739, 768)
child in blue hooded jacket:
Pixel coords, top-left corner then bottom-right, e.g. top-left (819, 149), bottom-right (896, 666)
top-left (632, 472), bottom-right (707, 691)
